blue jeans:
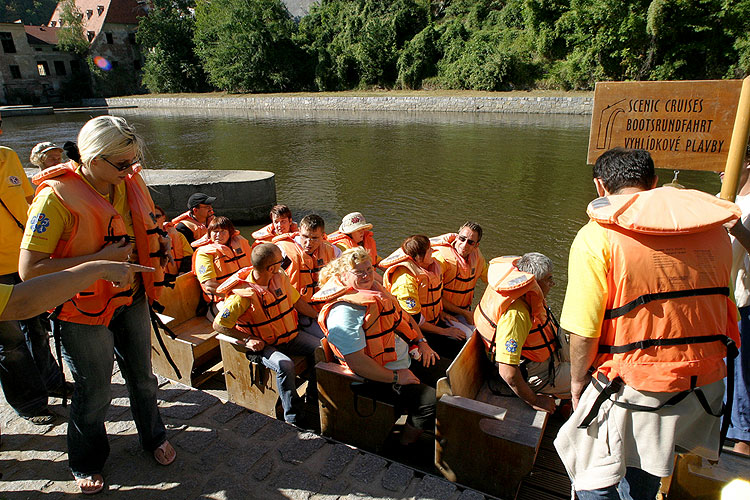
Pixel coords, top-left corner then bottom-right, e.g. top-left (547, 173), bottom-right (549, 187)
top-left (726, 305), bottom-right (750, 442)
top-left (58, 289), bottom-right (166, 476)
top-left (260, 330), bottom-right (320, 425)
top-left (576, 467), bottom-right (661, 500)
top-left (0, 273), bottom-right (62, 416)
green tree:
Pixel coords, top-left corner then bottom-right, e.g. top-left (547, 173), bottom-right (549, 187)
top-left (56, 0), bottom-right (89, 55)
top-left (1, 0), bottom-right (59, 25)
top-left (137, 0), bottom-right (209, 93)
top-left (193, 0), bottom-right (306, 93)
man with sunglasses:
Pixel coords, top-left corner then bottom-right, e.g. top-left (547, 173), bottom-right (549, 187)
top-left (0, 110), bottom-right (69, 426)
top-left (213, 243), bottom-right (321, 428)
top-left (171, 192), bottom-right (216, 245)
top-left (431, 221), bottom-right (489, 326)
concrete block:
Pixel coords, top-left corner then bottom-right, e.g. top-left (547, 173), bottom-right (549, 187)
top-left (320, 443), bottom-right (359, 479)
top-left (278, 431), bottom-right (326, 465)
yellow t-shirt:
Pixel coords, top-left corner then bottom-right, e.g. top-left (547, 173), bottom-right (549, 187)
top-left (22, 168), bottom-right (134, 254)
top-left (388, 268), bottom-right (421, 315)
top-left (216, 270), bottom-right (300, 330)
top-left (193, 249), bottom-right (216, 282)
top-left (559, 220), bottom-right (610, 339)
top-left (493, 300), bottom-right (534, 365)
top-left (0, 283), bottom-right (13, 316)
top-left (0, 147), bottom-right (34, 274)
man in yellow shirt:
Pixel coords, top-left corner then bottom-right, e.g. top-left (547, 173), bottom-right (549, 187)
top-left (0, 114), bottom-right (68, 425)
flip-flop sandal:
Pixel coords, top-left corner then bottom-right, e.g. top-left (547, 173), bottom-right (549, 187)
top-left (153, 440), bottom-right (176, 466)
top-left (74, 474), bottom-right (104, 495)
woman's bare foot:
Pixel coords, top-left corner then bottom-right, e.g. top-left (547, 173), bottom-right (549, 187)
top-left (153, 440), bottom-right (176, 465)
top-left (75, 474), bottom-right (104, 495)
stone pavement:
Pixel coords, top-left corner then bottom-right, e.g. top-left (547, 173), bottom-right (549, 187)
top-left (0, 368), bottom-right (490, 500)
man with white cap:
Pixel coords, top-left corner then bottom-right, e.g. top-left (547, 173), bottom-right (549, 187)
top-left (327, 212), bottom-right (380, 265)
top-left (171, 192), bottom-right (216, 244)
top-left (29, 142), bottom-right (64, 171)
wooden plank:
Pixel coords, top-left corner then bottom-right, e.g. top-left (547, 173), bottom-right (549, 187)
top-left (667, 452), bottom-right (750, 500)
top-left (158, 273), bottom-right (201, 324)
top-left (445, 333), bottom-right (487, 399)
top-left (523, 466), bottom-right (571, 496)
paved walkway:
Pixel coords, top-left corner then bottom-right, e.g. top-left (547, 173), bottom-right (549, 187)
top-left (1, 369), bottom-right (489, 500)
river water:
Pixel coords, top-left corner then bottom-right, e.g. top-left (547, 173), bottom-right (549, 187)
top-left (2, 108), bottom-right (721, 310)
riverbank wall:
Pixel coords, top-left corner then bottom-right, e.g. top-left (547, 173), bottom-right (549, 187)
top-left (105, 95), bottom-right (594, 115)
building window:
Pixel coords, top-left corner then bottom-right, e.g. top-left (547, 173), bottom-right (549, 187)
top-left (9, 65), bottom-right (21, 79)
top-left (70, 60), bottom-right (80, 74)
top-left (49, 21), bottom-right (56, 27)
top-left (35, 47), bottom-right (42, 52)
top-left (54, 61), bottom-right (67, 76)
top-left (133, 59), bottom-right (141, 71)
top-left (86, 9), bottom-right (93, 18)
top-left (37, 61), bottom-right (50, 77)
top-left (97, 5), bottom-right (104, 15)
top-left (87, 31), bottom-right (95, 42)
top-left (128, 32), bottom-right (136, 44)
top-left (106, 32), bottom-right (113, 44)
top-left (0, 32), bottom-right (16, 53)
top-left (111, 61), bottom-right (119, 69)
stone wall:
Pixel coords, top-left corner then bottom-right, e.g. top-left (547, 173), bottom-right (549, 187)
top-left (106, 95), bottom-right (594, 115)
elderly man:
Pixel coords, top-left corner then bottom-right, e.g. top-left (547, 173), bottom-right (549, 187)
top-left (554, 147), bottom-right (741, 499)
top-left (171, 192), bottom-right (216, 244)
top-left (431, 221), bottom-right (488, 326)
top-left (474, 253), bottom-right (570, 413)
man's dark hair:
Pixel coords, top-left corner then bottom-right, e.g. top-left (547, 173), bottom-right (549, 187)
top-left (252, 243), bottom-right (281, 269)
top-left (593, 147), bottom-right (656, 194)
top-left (270, 204), bottom-right (292, 219)
top-left (300, 214), bottom-right (325, 232)
top-left (459, 221), bottom-right (483, 243)
top-left (402, 235), bottom-right (431, 259)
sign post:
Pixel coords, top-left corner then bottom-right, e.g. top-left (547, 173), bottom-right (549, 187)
top-left (588, 77), bottom-right (750, 202)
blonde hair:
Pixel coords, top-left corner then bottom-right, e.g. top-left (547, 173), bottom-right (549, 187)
top-left (77, 116), bottom-right (143, 167)
top-left (319, 247), bottom-right (371, 286)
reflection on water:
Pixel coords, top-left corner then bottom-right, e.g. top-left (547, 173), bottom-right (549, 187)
top-left (1, 108), bottom-right (721, 310)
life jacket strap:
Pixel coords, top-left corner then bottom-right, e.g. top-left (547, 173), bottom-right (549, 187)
top-left (604, 287), bottom-right (729, 319)
top-left (598, 334), bottom-right (738, 356)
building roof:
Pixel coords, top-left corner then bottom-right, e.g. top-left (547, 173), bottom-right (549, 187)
top-left (48, 0), bottom-right (147, 40)
top-left (25, 25), bottom-right (60, 45)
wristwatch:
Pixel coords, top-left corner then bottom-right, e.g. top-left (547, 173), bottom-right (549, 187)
top-left (416, 337), bottom-right (427, 344)
top-left (392, 370), bottom-right (399, 384)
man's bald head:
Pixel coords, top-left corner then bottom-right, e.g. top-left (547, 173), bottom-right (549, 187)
top-left (252, 243), bottom-right (281, 270)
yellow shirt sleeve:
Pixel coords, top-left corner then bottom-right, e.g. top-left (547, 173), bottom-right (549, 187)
top-left (559, 220), bottom-right (610, 339)
top-left (494, 300), bottom-right (533, 365)
top-left (389, 268), bottom-right (421, 315)
top-left (193, 249), bottom-right (216, 282)
top-left (216, 294), bottom-right (252, 329)
top-left (0, 283), bottom-right (13, 317)
top-left (21, 186), bottom-right (74, 253)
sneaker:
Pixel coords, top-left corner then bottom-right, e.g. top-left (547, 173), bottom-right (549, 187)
top-left (22, 409), bottom-right (55, 425)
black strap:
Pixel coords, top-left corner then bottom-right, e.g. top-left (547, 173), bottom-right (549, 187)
top-left (599, 334), bottom-right (736, 355)
top-left (0, 197), bottom-right (24, 230)
top-left (604, 287), bottom-right (729, 319)
top-left (350, 382), bottom-right (378, 418)
top-left (50, 305), bottom-right (67, 408)
top-left (148, 306), bottom-right (182, 379)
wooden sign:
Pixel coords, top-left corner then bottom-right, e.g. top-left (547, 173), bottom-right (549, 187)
top-left (588, 80), bottom-right (745, 171)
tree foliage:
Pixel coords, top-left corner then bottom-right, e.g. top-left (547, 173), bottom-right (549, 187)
top-left (137, 0), bottom-right (209, 93)
top-left (0, 0), bottom-right (59, 25)
top-left (56, 0), bottom-right (89, 55)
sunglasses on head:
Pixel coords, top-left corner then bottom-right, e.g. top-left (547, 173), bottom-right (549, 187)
top-left (457, 234), bottom-right (477, 246)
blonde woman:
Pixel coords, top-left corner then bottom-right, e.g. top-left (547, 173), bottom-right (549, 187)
top-left (19, 116), bottom-right (175, 494)
top-left (313, 247), bottom-right (443, 445)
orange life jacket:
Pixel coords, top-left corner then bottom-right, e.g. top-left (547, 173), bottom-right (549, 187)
top-left (587, 187), bottom-right (741, 393)
top-left (32, 162), bottom-right (166, 325)
top-left (217, 267), bottom-right (299, 346)
top-left (379, 248), bottom-right (443, 323)
top-left (474, 256), bottom-right (558, 363)
top-left (172, 211), bottom-right (207, 241)
top-left (251, 221), bottom-right (299, 244)
top-left (161, 222), bottom-right (188, 285)
top-left (192, 232), bottom-right (252, 302)
top-left (430, 233), bottom-right (485, 308)
top-left (273, 233), bottom-right (337, 301)
top-left (327, 230), bottom-right (379, 264)
top-left (314, 277), bottom-right (420, 368)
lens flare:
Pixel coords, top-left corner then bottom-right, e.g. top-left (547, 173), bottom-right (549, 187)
top-left (93, 56), bottom-right (112, 71)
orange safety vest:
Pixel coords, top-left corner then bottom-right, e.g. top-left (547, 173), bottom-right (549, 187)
top-left (251, 221), bottom-right (299, 244)
top-left (379, 248), bottom-right (443, 323)
top-left (474, 256), bottom-right (558, 363)
top-left (172, 211), bottom-right (207, 241)
top-left (192, 232), bottom-right (252, 302)
top-left (430, 233), bottom-right (485, 309)
top-left (162, 222), bottom-right (187, 285)
top-left (314, 277), bottom-right (421, 368)
top-left (327, 230), bottom-right (379, 264)
top-left (217, 267), bottom-right (299, 346)
top-left (273, 233), bottom-right (337, 301)
top-left (32, 162), bottom-right (166, 325)
top-left (587, 187), bottom-right (741, 393)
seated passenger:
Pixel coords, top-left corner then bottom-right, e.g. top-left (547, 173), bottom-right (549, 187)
top-left (29, 142), bottom-right (64, 172)
top-left (154, 205), bottom-right (193, 282)
top-left (431, 222), bottom-right (489, 326)
top-left (252, 204), bottom-right (298, 244)
top-left (314, 247), bottom-right (440, 445)
top-left (327, 212), bottom-right (380, 265)
top-left (474, 253), bottom-right (570, 413)
top-left (192, 216), bottom-right (252, 318)
top-left (172, 192), bottom-right (215, 245)
top-left (274, 214), bottom-right (340, 336)
top-left (380, 235), bottom-right (473, 360)
top-left (213, 243), bottom-right (321, 428)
